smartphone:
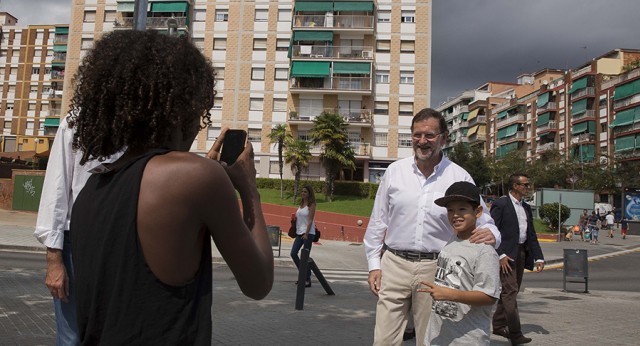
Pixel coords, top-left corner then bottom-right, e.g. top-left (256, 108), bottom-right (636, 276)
top-left (219, 129), bottom-right (247, 165)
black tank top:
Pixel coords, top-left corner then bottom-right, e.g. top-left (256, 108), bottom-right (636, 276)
top-left (71, 149), bottom-right (212, 345)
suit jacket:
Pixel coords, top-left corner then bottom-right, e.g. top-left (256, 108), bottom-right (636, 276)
top-left (491, 195), bottom-right (544, 270)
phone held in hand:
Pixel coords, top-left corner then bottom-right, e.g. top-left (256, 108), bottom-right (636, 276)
top-left (219, 129), bottom-right (248, 165)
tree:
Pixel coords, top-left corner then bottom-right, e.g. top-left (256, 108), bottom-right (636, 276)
top-left (487, 148), bottom-right (527, 196)
top-left (309, 112), bottom-right (356, 202)
top-left (529, 149), bottom-right (569, 189)
top-left (539, 202), bottom-right (571, 230)
top-left (268, 124), bottom-right (291, 199)
top-left (448, 143), bottom-right (491, 189)
top-left (284, 138), bottom-right (312, 203)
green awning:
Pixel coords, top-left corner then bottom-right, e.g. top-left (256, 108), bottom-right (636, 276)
top-left (332, 62), bottom-right (371, 75)
top-left (615, 135), bottom-right (636, 152)
top-left (53, 45), bottom-right (67, 53)
top-left (333, 1), bottom-right (374, 12)
top-left (571, 121), bottom-right (596, 135)
top-left (536, 112), bottom-right (551, 127)
top-left (460, 112), bottom-right (469, 121)
top-left (613, 79), bottom-right (640, 100)
top-left (293, 31), bottom-right (333, 42)
top-left (43, 118), bottom-right (60, 127)
top-left (52, 62), bottom-right (65, 67)
top-left (294, 1), bottom-right (333, 12)
top-left (536, 92), bottom-right (550, 108)
top-left (609, 106), bottom-right (639, 128)
top-left (569, 76), bottom-right (588, 94)
top-left (571, 99), bottom-right (588, 116)
top-left (637, 135), bottom-right (640, 149)
top-left (290, 61), bottom-right (331, 77)
top-left (54, 27), bottom-right (69, 34)
top-left (150, 1), bottom-right (189, 12)
top-left (497, 110), bottom-right (508, 119)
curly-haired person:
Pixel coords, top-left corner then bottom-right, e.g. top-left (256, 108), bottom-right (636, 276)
top-left (68, 30), bottom-right (273, 345)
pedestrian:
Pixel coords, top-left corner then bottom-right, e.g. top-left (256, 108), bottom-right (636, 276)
top-left (33, 116), bottom-right (121, 345)
top-left (290, 185), bottom-right (317, 287)
top-left (67, 30), bottom-right (274, 344)
top-left (621, 216), bottom-right (628, 240)
top-left (588, 211), bottom-right (599, 244)
top-left (578, 209), bottom-right (588, 241)
top-left (606, 211), bottom-right (615, 238)
top-left (418, 181), bottom-right (501, 345)
top-left (491, 173), bottom-right (545, 345)
top-left (363, 108), bottom-right (501, 346)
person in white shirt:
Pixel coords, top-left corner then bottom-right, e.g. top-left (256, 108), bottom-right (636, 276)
top-left (33, 116), bottom-right (120, 345)
top-left (606, 211), bottom-right (615, 238)
top-left (363, 108), bottom-right (501, 346)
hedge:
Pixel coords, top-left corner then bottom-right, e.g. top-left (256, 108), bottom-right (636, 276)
top-left (256, 178), bottom-right (379, 199)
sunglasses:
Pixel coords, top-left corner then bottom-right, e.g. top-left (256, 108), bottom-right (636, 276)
top-left (516, 182), bottom-right (531, 187)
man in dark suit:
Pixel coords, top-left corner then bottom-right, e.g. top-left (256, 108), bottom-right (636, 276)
top-left (491, 173), bottom-right (544, 345)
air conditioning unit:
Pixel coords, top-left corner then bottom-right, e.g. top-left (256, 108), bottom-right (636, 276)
top-left (362, 51), bottom-right (372, 59)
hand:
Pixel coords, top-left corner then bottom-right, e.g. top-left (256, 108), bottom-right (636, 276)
top-left (45, 250), bottom-right (69, 302)
top-left (499, 256), bottom-right (513, 274)
top-left (468, 227), bottom-right (496, 245)
top-left (206, 126), bottom-right (226, 160)
top-left (367, 269), bottom-right (382, 296)
top-left (535, 261), bottom-right (545, 272)
top-left (418, 281), bottom-right (454, 301)
top-left (302, 233), bottom-right (308, 241)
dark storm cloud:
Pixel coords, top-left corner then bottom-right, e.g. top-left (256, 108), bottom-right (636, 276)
top-left (1, 0), bottom-right (71, 25)
top-left (431, 0), bottom-right (640, 106)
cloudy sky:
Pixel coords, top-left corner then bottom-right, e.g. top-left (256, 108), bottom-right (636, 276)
top-left (3, 0), bottom-right (639, 107)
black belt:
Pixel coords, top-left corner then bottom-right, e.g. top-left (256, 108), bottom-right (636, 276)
top-left (385, 245), bottom-right (439, 261)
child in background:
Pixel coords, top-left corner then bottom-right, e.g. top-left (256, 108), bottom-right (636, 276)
top-left (418, 181), bottom-right (501, 345)
top-left (621, 217), bottom-right (628, 240)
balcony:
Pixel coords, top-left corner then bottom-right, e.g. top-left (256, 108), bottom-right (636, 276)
top-left (53, 36), bottom-right (68, 44)
top-left (290, 45), bottom-right (373, 60)
top-left (52, 53), bottom-right (66, 62)
top-left (307, 141), bottom-right (371, 158)
top-left (571, 110), bottom-right (596, 122)
top-left (468, 134), bottom-right (486, 143)
top-left (50, 70), bottom-right (64, 80)
top-left (613, 121), bottom-right (640, 135)
top-left (115, 16), bottom-right (188, 31)
top-left (48, 90), bottom-right (63, 100)
top-left (570, 87), bottom-right (596, 101)
top-left (536, 120), bottom-right (558, 134)
top-left (536, 142), bottom-right (556, 153)
top-left (288, 108), bottom-right (372, 127)
top-left (293, 14), bottom-right (374, 30)
top-left (496, 114), bottom-right (525, 127)
top-left (613, 96), bottom-right (639, 110)
top-left (571, 133), bottom-right (596, 145)
top-left (615, 148), bottom-right (640, 161)
top-left (496, 131), bottom-right (526, 145)
top-left (290, 76), bottom-right (372, 94)
top-left (536, 102), bottom-right (557, 114)
top-left (468, 115), bottom-right (486, 126)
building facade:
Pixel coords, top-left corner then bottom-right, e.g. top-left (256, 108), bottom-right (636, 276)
top-left (51, 0), bottom-right (433, 182)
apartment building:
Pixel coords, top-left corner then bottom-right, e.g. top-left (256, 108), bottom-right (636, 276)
top-left (62, 0), bottom-right (432, 182)
top-left (0, 12), bottom-right (68, 156)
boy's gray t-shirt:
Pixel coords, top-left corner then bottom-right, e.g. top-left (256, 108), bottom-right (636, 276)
top-left (426, 237), bottom-right (501, 345)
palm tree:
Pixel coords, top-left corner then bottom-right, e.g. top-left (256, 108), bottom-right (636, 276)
top-left (268, 123), bottom-right (291, 199)
top-left (284, 138), bottom-right (312, 202)
top-left (309, 112), bottom-right (356, 201)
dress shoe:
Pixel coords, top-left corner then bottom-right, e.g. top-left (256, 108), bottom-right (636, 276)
top-left (305, 280), bottom-right (311, 287)
top-left (492, 327), bottom-right (509, 339)
top-left (510, 334), bottom-right (532, 345)
top-left (402, 328), bottom-right (416, 341)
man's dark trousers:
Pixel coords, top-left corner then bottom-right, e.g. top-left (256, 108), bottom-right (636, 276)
top-left (493, 244), bottom-right (526, 336)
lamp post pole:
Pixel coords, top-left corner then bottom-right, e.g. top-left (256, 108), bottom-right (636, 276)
top-left (133, 0), bottom-right (149, 31)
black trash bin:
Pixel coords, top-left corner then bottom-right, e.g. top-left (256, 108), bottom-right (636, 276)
top-left (563, 248), bottom-right (588, 293)
top-left (267, 225), bottom-right (281, 257)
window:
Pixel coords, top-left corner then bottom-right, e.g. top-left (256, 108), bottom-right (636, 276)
top-left (104, 10), bottom-right (116, 23)
top-left (213, 97), bottom-right (223, 109)
top-left (269, 161), bottom-right (280, 174)
top-left (273, 98), bottom-right (287, 112)
top-left (400, 41), bottom-right (415, 53)
top-left (378, 10), bottom-right (391, 23)
top-left (278, 9), bottom-right (292, 22)
top-left (26, 121), bottom-right (35, 129)
top-left (32, 67), bottom-right (40, 75)
top-left (6, 103), bottom-right (14, 110)
top-left (401, 11), bottom-right (415, 23)
top-left (275, 68), bottom-right (288, 80)
top-left (400, 72), bottom-right (414, 84)
top-left (255, 9), bottom-right (268, 21)
top-left (28, 103), bottom-right (36, 111)
top-left (248, 128), bottom-right (261, 141)
top-left (215, 9), bottom-right (229, 22)
top-left (213, 38), bottom-right (227, 50)
top-left (250, 98), bottom-right (264, 111)
top-left (216, 67), bottom-right (224, 80)
top-left (374, 101), bottom-right (389, 115)
top-left (11, 67), bottom-right (18, 75)
top-left (34, 50), bottom-right (42, 57)
top-left (192, 38), bottom-right (204, 50)
top-left (194, 9), bottom-right (207, 22)
top-left (207, 126), bottom-right (220, 140)
top-left (276, 39), bottom-right (289, 51)
top-left (253, 38), bottom-right (267, 50)
top-left (30, 85), bottom-right (39, 93)
top-left (81, 38), bottom-right (93, 50)
top-left (375, 71), bottom-right (390, 84)
top-left (251, 67), bottom-right (265, 80)
top-left (3, 121), bottom-right (11, 129)
top-left (398, 133), bottom-right (412, 147)
top-left (399, 102), bottom-right (414, 116)
top-left (84, 10), bottom-right (96, 23)
top-left (376, 40), bottom-right (390, 52)
top-left (374, 132), bottom-right (388, 146)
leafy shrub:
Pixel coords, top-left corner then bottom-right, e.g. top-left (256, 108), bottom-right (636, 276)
top-left (538, 202), bottom-right (570, 229)
top-left (256, 178), bottom-right (379, 199)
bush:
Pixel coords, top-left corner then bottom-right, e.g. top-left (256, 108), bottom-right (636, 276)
top-left (538, 202), bottom-right (570, 230)
top-left (255, 178), bottom-right (379, 199)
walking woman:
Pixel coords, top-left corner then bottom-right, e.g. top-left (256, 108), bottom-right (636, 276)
top-left (291, 185), bottom-right (317, 287)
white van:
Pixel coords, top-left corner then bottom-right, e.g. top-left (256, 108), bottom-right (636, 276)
top-left (594, 203), bottom-right (613, 217)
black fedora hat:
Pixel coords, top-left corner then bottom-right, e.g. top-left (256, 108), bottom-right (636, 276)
top-left (434, 181), bottom-right (480, 207)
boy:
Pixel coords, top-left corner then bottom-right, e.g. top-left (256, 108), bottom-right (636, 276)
top-left (419, 181), bottom-right (501, 345)
top-left (621, 217), bottom-right (628, 240)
